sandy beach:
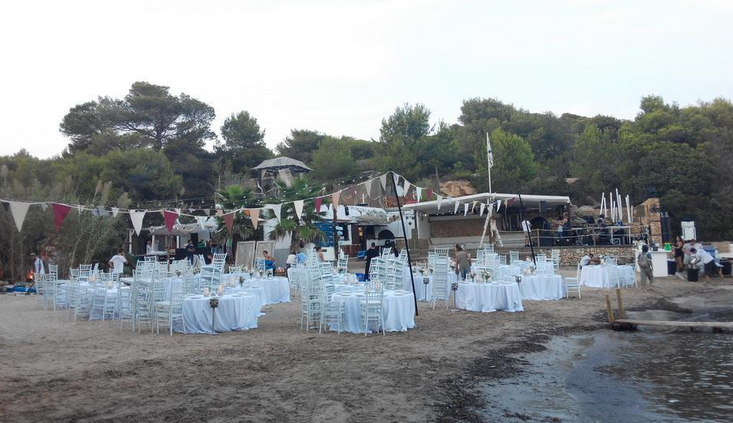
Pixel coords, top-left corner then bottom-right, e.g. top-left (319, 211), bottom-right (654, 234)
top-left (1, 274), bottom-right (730, 423)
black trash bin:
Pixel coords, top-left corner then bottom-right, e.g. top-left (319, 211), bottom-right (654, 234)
top-left (687, 268), bottom-right (699, 282)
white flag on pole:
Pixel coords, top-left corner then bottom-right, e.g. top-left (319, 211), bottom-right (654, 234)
top-left (487, 132), bottom-right (494, 169)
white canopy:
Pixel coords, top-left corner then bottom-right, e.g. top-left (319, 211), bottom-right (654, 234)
top-left (402, 192), bottom-right (571, 215)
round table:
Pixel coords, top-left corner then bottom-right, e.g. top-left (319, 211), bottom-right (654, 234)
top-left (224, 274), bottom-right (290, 304)
top-left (455, 282), bottom-right (524, 313)
top-left (518, 274), bottom-right (565, 300)
top-left (330, 290), bottom-right (415, 333)
top-left (177, 294), bottom-right (259, 334)
top-left (494, 265), bottom-right (522, 279)
top-left (227, 286), bottom-right (266, 312)
top-left (580, 265), bottom-right (635, 288)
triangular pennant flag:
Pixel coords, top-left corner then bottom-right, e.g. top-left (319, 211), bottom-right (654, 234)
top-left (52, 204), bottom-right (71, 231)
top-left (270, 203), bottom-right (282, 222)
top-left (76, 205), bottom-right (84, 214)
top-left (164, 210), bottom-right (178, 232)
top-left (480, 202), bottom-right (486, 216)
top-left (215, 209), bottom-right (224, 217)
top-left (426, 189), bottom-right (433, 200)
top-left (223, 212), bottom-right (235, 233)
top-left (464, 203), bottom-right (469, 216)
top-left (249, 208), bottom-right (260, 230)
top-left (8, 201), bottom-right (31, 232)
top-left (415, 187), bottom-right (423, 202)
top-left (379, 174), bottom-right (387, 191)
top-left (436, 195), bottom-right (443, 210)
top-left (174, 208), bottom-right (181, 215)
top-left (496, 201), bottom-right (501, 212)
top-left (314, 197), bottom-right (323, 214)
top-left (403, 180), bottom-right (411, 197)
top-left (454, 202), bottom-right (460, 215)
top-left (332, 190), bottom-right (341, 210)
top-left (204, 209), bottom-right (211, 216)
top-left (41, 203), bottom-right (48, 212)
top-left (364, 179), bottom-right (373, 198)
top-left (196, 216), bottom-right (207, 227)
top-left (129, 210), bottom-right (146, 236)
top-left (293, 200), bottom-right (304, 220)
top-left (111, 207), bottom-right (120, 217)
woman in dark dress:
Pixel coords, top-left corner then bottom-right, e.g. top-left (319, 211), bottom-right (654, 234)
top-left (674, 235), bottom-right (685, 272)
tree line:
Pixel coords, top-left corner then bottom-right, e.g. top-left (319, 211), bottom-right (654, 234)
top-left (1, 81), bottom-right (732, 280)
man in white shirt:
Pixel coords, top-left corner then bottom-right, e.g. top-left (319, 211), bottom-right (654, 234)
top-left (108, 248), bottom-right (128, 275)
top-left (690, 247), bottom-right (717, 283)
top-left (521, 219), bottom-right (532, 247)
top-left (146, 240), bottom-right (153, 255)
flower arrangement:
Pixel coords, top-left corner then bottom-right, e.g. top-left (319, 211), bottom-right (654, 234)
top-left (238, 276), bottom-right (244, 287)
top-left (481, 269), bottom-right (491, 282)
top-left (265, 269), bottom-right (273, 278)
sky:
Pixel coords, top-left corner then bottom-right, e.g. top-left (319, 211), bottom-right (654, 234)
top-left (1, 0), bottom-right (732, 158)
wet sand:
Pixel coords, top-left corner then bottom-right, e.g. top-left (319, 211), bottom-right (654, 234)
top-left (0, 274), bottom-right (730, 422)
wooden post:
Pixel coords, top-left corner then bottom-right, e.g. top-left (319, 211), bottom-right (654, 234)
top-left (605, 294), bottom-right (615, 323)
top-left (615, 288), bottom-right (626, 319)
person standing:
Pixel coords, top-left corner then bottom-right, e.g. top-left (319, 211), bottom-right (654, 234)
top-left (33, 252), bottom-right (46, 276)
top-left (185, 239), bottom-right (196, 264)
top-left (315, 246), bottom-right (326, 262)
top-left (690, 247), bottom-right (717, 283)
top-left (364, 242), bottom-right (379, 280)
top-left (454, 244), bottom-right (471, 281)
top-left (108, 249), bottom-right (128, 275)
top-left (285, 250), bottom-right (296, 270)
top-left (262, 251), bottom-right (276, 270)
top-left (674, 236), bottom-right (685, 274)
top-left (296, 249), bottom-right (307, 264)
top-left (146, 240), bottom-right (153, 255)
top-left (522, 218), bottom-right (532, 247)
top-left (637, 245), bottom-right (654, 289)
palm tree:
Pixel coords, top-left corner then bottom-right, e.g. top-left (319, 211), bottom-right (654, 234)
top-left (268, 176), bottom-right (324, 250)
top-left (214, 185), bottom-right (261, 243)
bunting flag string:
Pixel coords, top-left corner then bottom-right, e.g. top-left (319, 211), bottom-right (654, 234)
top-left (9, 201), bottom-right (31, 232)
top-left (52, 203), bottom-right (72, 232)
top-left (129, 210), bottom-right (146, 236)
top-left (293, 200), bottom-right (304, 220)
top-left (163, 210), bottom-right (178, 232)
top-left (454, 201), bottom-right (460, 215)
top-left (364, 179), bottom-right (373, 198)
top-left (463, 203), bottom-right (470, 216)
top-left (111, 207), bottom-right (120, 217)
top-left (222, 212), bottom-right (235, 233)
top-left (248, 208), bottom-right (260, 230)
top-left (479, 202), bottom-right (486, 216)
top-left (415, 187), bottom-right (423, 202)
top-left (314, 197), bottom-right (323, 213)
top-left (268, 203), bottom-right (282, 223)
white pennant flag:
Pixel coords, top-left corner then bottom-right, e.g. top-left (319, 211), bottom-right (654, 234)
top-left (403, 180), bottom-right (411, 197)
top-left (332, 190), bottom-right (341, 210)
top-left (464, 203), bottom-right (469, 216)
top-left (174, 208), bottom-right (181, 215)
top-left (480, 202), bottom-right (486, 216)
top-left (77, 205), bottom-right (84, 213)
top-left (293, 200), bottom-right (304, 220)
top-left (269, 203), bottom-right (282, 222)
top-left (454, 201), bottom-right (460, 214)
top-left (436, 195), bottom-right (443, 210)
top-left (364, 179), bottom-right (373, 198)
top-left (379, 174), bottom-right (387, 191)
top-left (415, 187), bottom-right (423, 202)
top-left (496, 201), bottom-right (501, 212)
top-left (8, 201), bottom-right (31, 232)
top-left (111, 207), bottom-right (120, 217)
top-left (41, 203), bottom-right (48, 212)
top-left (129, 210), bottom-right (146, 236)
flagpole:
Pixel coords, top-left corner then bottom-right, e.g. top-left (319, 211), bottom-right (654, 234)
top-left (486, 132), bottom-right (492, 194)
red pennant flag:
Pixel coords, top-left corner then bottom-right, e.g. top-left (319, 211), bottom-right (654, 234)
top-left (52, 203), bottom-right (72, 232)
top-left (223, 212), bottom-right (235, 233)
top-left (507, 197), bottom-right (517, 207)
top-left (426, 189), bottom-right (433, 200)
top-left (314, 197), bottom-right (323, 213)
top-left (164, 210), bottom-right (178, 233)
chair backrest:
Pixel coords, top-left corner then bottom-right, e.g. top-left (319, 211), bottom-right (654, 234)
top-left (537, 253), bottom-right (547, 262)
top-left (498, 255), bottom-right (507, 265)
top-left (337, 255), bottom-right (348, 269)
top-left (485, 244), bottom-right (495, 254)
top-left (144, 256), bottom-right (157, 262)
top-left (434, 247), bottom-right (450, 257)
top-left (79, 264), bottom-right (92, 276)
top-left (509, 251), bottom-right (520, 262)
top-left (255, 258), bottom-right (266, 271)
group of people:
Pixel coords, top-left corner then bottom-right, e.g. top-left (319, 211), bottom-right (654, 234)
top-left (674, 237), bottom-right (719, 282)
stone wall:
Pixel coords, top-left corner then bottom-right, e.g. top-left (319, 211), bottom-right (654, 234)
top-left (503, 246), bottom-right (638, 266)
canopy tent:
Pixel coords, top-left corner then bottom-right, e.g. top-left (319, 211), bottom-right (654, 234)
top-left (402, 192), bottom-right (571, 215)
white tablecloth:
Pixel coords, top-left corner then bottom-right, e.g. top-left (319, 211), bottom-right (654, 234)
top-left (330, 290), bottom-right (415, 333)
top-left (402, 269), bottom-right (456, 301)
top-left (515, 260), bottom-right (555, 275)
top-left (177, 294), bottom-right (259, 334)
top-left (455, 282), bottom-right (524, 313)
top-left (518, 274), bottom-right (564, 300)
top-left (227, 286), bottom-right (266, 312)
top-left (580, 265), bottom-right (635, 288)
top-left (224, 275), bottom-right (290, 304)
